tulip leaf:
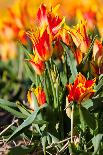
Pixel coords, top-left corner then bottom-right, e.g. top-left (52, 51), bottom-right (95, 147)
top-left (92, 134), bottom-right (103, 155)
top-left (82, 99), bottom-right (93, 109)
top-left (61, 41), bottom-right (78, 81)
top-left (24, 62), bottom-right (35, 83)
top-left (0, 98), bottom-right (16, 107)
top-left (0, 104), bottom-right (27, 119)
top-left (41, 135), bottom-right (47, 155)
top-left (7, 104), bottom-right (47, 142)
top-left (8, 146), bottom-right (31, 155)
top-left (94, 77), bottom-right (103, 95)
top-left (79, 105), bottom-right (96, 130)
top-left (17, 102), bottom-right (30, 117)
top-left (60, 71), bottom-right (67, 86)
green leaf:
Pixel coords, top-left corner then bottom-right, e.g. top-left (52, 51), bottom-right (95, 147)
top-left (79, 106), bottom-right (96, 130)
top-left (82, 99), bottom-right (93, 109)
top-left (60, 71), bottom-right (67, 86)
top-left (92, 134), bottom-right (103, 155)
top-left (17, 102), bottom-right (30, 117)
top-left (33, 120), bottom-right (47, 125)
top-left (7, 104), bottom-right (47, 142)
top-left (49, 133), bottom-right (61, 148)
top-left (94, 78), bottom-right (103, 95)
top-left (44, 73), bottom-right (50, 104)
top-left (41, 135), bottom-right (47, 155)
top-left (92, 97), bottom-right (103, 112)
top-left (61, 41), bottom-right (78, 81)
top-left (0, 99), bottom-right (16, 107)
top-left (47, 135), bottom-right (51, 145)
top-left (8, 146), bottom-right (31, 155)
top-left (24, 62), bottom-right (35, 83)
top-left (17, 41), bottom-right (31, 59)
top-left (0, 104), bottom-right (27, 119)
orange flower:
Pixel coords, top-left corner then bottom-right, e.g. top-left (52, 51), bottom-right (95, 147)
top-left (83, 10), bottom-right (96, 29)
top-left (93, 39), bottom-right (103, 67)
top-left (27, 87), bottom-right (46, 111)
top-left (0, 41), bottom-right (17, 61)
top-left (2, 0), bottom-right (35, 45)
top-left (67, 73), bottom-right (96, 103)
top-left (37, 4), bottom-right (47, 28)
top-left (4, 8), bottom-right (26, 44)
top-left (37, 4), bottom-right (65, 37)
top-left (28, 53), bottom-right (45, 75)
top-left (74, 48), bottom-right (83, 65)
top-left (76, 9), bottom-right (97, 30)
top-left (27, 28), bottom-right (53, 61)
top-left (68, 21), bottom-right (90, 54)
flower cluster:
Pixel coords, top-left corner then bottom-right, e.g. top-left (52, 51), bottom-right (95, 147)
top-left (26, 4), bottom-right (65, 74)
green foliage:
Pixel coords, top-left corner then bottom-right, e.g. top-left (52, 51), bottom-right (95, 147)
top-left (79, 105), bottom-right (96, 130)
top-left (61, 41), bottom-right (78, 81)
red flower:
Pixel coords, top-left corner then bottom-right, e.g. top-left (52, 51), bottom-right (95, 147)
top-left (37, 4), bottom-right (65, 37)
top-left (27, 28), bottom-right (53, 61)
top-left (93, 39), bottom-right (103, 66)
top-left (67, 73), bottom-right (96, 103)
top-left (27, 87), bottom-right (46, 111)
top-left (28, 53), bottom-right (45, 75)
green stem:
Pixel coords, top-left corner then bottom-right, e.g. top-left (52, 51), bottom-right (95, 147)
top-left (46, 62), bottom-right (57, 108)
top-left (71, 104), bottom-right (74, 143)
top-left (44, 72), bottom-right (49, 105)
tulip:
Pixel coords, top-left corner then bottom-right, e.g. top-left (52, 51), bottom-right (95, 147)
top-left (68, 21), bottom-right (90, 54)
top-left (28, 53), bottom-right (45, 75)
top-left (27, 28), bottom-right (53, 61)
top-left (37, 4), bottom-right (65, 37)
top-left (93, 39), bottom-right (103, 67)
top-left (67, 73), bottom-right (96, 104)
top-left (27, 87), bottom-right (46, 110)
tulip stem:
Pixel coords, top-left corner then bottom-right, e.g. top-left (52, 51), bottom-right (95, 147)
top-left (46, 62), bottom-right (57, 108)
top-left (71, 104), bottom-right (74, 143)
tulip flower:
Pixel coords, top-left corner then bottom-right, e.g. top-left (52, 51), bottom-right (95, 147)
top-left (27, 28), bottom-right (53, 61)
top-left (27, 53), bottom-right (45, 75)
top-left (90, 39), bottom-right (103, 76)
top-left (67, 73), bottom-right (96, 104)
top-left (93, 39), bottom-right (103, 67)
top-left (68, 21), bottom-right (90, 54)
top-left (76, 9), bottom-right (97, 30)
top-left (37, 4), bottom-right (65, 37)
top-left (27, 87), bottom-right (46, 110)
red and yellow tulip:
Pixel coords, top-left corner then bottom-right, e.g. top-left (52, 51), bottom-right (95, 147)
top-left (90, 39), bottom-right (103, 77)
top-left (27, 53), bottom-right (45, 75)
top-left (37, 4), bottom-right (65, 38)
top-left (93, 39), bottom-right (103, 67)
top-left (27, 28), bottom-right (53, 61)
top-left (27, 87), bottom-right (46, 111)
top-left (67, 73), bottom-right (96, 104)
top-left (68, 21), bottom-right (90, 53)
